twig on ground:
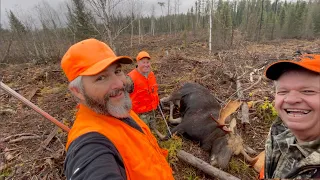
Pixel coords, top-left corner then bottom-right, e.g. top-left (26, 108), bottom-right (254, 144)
top-left (37, 127), bottom-right (58, 152)
top-left (9, 135), bottom-right (41, 143)
top-left (2, 133), bottom-right (39, 142)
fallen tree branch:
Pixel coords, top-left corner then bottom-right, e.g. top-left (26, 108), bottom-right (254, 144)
top-left (26, 88), bottom-right (38, 101)
top-left (9, 135), bottom-right (41, 143)
top-left (2, 133), bottom-right (38, 142)
top-left (37, 127), bottom-right (58, 151)
top-left (241, 103), bottom-right (250, 124)
top-left (177, 150), bottom-right (240, 180)
top-left (225, 75), bottom-right (262, 103)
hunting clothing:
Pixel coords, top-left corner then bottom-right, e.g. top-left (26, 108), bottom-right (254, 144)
top-left (65, 104), bottom-right (173, 180)
top-left (264, 117), bottom-right (320, 179)
top-left (139, 110), bottom-right (157, 130)
top-left (128, 69), bottom-right (159, 114)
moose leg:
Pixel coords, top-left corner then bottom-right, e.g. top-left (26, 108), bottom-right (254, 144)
top-left (162, 123), bottom-right (185, 141)
top-left (168, 101), bottom-right (182, 124)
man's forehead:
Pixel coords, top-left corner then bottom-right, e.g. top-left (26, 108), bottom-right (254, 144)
top-left (92, 63), bottom-right (122, 75)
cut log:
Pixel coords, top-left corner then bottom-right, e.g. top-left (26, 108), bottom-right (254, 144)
top-left (177, 150), bottom-right (240, 180)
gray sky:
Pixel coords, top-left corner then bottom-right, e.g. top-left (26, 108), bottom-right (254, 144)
top-left (0, 0), bottom-right (195, 29)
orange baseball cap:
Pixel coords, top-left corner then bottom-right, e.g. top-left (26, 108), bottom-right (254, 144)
top-left (61, 39), bottom-right (132, 81)
top-left (136, 51), bottom-right (151, 61)
top-left (265, 54), bottom-right (320, 80)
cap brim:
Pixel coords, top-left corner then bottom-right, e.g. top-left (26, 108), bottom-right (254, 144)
top-left (137, 56), bottom-right (151, 61)
top-left (265, 61), bottom-right (309, 80)
top-left (80, 56), bottom-right (132, 76)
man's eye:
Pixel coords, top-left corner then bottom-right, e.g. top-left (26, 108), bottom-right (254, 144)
top-left (301, 90), bottom-right (316, 95)
top-left (277, 91), bottom-right (287, 95)
top-left (96, 76), bottom-right (106, 81)
top-left (115, 69), bottom-right (123, 74)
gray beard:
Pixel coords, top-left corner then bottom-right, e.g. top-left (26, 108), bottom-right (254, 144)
top-left (83, 89), bottom-right (132, 118)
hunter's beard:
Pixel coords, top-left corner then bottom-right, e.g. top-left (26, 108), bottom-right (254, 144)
top-left (83, 88), bottom-right (132, 118)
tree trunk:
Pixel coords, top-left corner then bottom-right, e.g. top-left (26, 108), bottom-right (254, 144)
top-left (209, 0), bottom-right (212, 54)
top-left (271, 0), bottom-right (278, 40)
top-left (257, 0), bottom-right (264, 41)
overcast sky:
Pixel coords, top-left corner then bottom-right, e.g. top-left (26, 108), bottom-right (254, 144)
top-left (0, 0), bottom-right (196, 28)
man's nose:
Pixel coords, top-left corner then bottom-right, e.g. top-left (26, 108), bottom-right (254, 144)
top-left (111, 75), bottom-right (125, 89)
top-left (284, 90), bottom-right (302, 104)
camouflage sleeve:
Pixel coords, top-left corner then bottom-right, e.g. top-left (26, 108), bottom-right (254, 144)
top-left (264, 127), bottom-right (273, 178)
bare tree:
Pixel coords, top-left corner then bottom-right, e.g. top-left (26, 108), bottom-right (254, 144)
top-left (209, 0), bottom-right (213, 54)
top-left (167, 0), bottom-right (171, 34)
top-left (151, 5), bottom-right (156, 36)
top-left (87, 0), bottom-right (132, 51)
top-left (158, 2), bottom-right (165, 16)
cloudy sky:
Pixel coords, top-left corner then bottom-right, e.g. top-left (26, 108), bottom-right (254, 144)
top-left (1, 0), bottom-right (196, 28)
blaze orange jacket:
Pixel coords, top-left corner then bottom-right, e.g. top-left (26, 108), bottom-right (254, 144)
top-left (128, 69), bottom-right (159, 114)
top-left (66, 104), bottom-right (174, 180)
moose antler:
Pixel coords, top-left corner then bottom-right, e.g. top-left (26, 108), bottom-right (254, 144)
top-left (214, 100), bottom-right (265, 173)
top-left (211, 100), bottom-right (242, 133)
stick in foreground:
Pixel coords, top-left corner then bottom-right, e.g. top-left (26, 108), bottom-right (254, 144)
top-left (177, 150), bottom-right (240, 180)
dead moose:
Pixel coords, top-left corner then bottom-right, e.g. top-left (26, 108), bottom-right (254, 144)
top-left (161, 82), bottom-right (263, 170)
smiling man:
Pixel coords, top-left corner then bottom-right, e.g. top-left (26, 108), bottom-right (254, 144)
top-left (61, 39), bottom-right (173, 180)
top-left (128, 51), bottom-right (165, 139)
top-left (263, 53), bottom-right (320, 179)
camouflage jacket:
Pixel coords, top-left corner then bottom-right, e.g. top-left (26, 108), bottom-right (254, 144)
top-left (264, 117), bottom-right (320, 179)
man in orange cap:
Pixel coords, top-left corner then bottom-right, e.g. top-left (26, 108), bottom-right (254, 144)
top-left (262, 53), bottom-right (320, 179)
top-left (61, 39), bottom-right (173, 179)
top-left (128, 51), bottom-right (165, 139)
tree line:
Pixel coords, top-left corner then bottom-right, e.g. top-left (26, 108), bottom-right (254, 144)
top-left (0, 0), bottom-right (319, 64)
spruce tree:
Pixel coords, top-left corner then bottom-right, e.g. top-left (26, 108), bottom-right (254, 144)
top-left (8, 10), bottom-right (26, 35)
top-left (68, 0), bottom-right (97, 41)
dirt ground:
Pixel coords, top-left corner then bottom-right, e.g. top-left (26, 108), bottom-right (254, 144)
top-left (1, 35), bottom-right (319, 180)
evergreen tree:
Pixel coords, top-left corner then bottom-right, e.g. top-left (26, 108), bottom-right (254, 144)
top-left (313, 6), bottom-right (320, 36)
top-left (8, 10), bottom-right (26, 35)
top-left (67, 0), bottom-right (97, 41)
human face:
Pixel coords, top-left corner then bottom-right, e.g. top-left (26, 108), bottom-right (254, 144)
top-left (275, 69), bottom-right (320, 141)
top-left (81, 63), bottom-right (132, 118)
top-left (137, 58), bottom-right (151, 74)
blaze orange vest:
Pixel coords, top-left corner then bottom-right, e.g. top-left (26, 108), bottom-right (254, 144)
top-left (128, 69), bottom-right (159, 114)
top-left (66, 104), bottom-right (174, 180)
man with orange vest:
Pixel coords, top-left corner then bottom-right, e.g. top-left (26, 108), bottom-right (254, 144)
top-left (128, 51), bottom-right (165, 139)
top-left (61, 39), bottom-right (174, 179)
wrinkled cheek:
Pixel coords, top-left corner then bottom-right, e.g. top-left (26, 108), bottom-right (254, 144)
top-left (274, 97), bottom-right (282, 112)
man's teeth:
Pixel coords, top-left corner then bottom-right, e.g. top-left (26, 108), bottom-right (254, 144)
top-left (110, 91), bottom-right (122, 97)
top-left (286, 109), bottom-right (310, 115)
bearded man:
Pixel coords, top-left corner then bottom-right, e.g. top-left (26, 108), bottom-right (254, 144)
top-left (61, 39), bottom-right (173, 180)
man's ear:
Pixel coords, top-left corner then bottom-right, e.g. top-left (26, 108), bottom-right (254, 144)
top-left (69, 86), bottom-right (85, 101)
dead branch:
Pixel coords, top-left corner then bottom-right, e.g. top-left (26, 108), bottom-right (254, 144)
top-left (0, 108), bottom-right (16, 115)
top-left (37, 127), bottom-right (58, 151)
top-left (1, 38), bottom-right (13, 63)
top-left (241, 103), bottom-right (250, 124)
top-left (9, 135), bottom-right (41, 143)
top-left (177, 150), bottom-right (240, 180)
top-left (242, 76), bottom-right (262, 94)
top-left (2, 133), bottom-right (38, 142)
top-left (26, 88), bottom-right (38, 101)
